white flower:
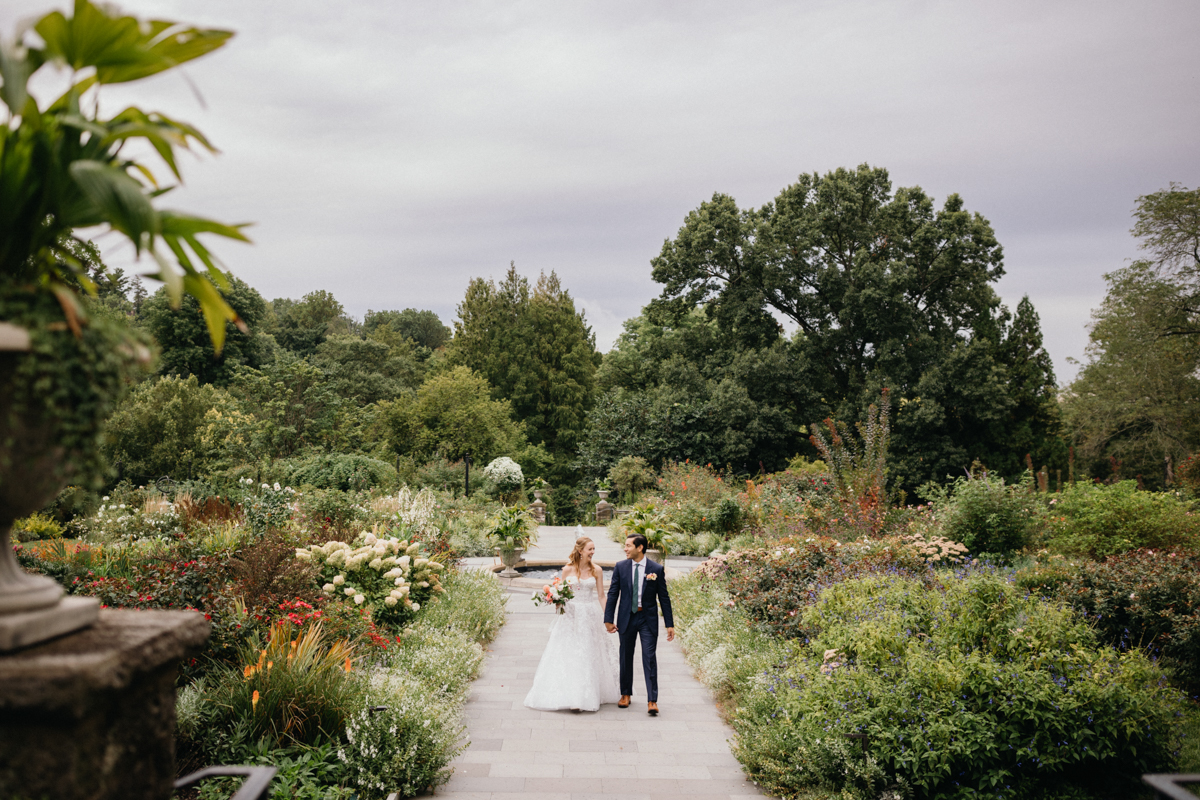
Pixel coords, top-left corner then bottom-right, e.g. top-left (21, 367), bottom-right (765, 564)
top-left (102, 496), bottom-right (110, 501)
top-left (295, 550), bottom-right (312, 561)
top-left (369, 558), bottom-right (383, 570)
top-left (273, 482), bottom-right (282, 491)
top-left (364, 533), bottom-right (378, 546)
top-left (384, 596), bottom-right (398, 606)
top-left (344, 587), bottom-right (356, 597)
top-left (411, 602), bottom-right (420, 611)
top-left (333, 575), bottom-right (345, 585)
top-left (353, 594), bottom-right (365, 605)
top-left (261, 483), bottom-right (270, 489)
top-left (322, 583), bottom-right (335, 593)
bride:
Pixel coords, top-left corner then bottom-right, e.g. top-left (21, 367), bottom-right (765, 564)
top-left (524, 536), bottom-right (621, 711)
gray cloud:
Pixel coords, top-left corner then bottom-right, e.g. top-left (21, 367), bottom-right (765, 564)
top-left (3, 0), bottom-right (1197, 381)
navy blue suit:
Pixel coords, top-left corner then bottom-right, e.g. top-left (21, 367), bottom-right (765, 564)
top-left (604, 557), bottom-right (674, 702)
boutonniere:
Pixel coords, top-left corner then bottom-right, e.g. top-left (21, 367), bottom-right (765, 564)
top-left (646, 573), bottom-right (658, 582)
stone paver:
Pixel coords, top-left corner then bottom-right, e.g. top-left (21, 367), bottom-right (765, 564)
top-left (439, 578), bottom-right (769, 800)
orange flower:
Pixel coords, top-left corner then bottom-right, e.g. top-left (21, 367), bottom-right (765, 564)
top-left (266, 660), bottom-right (273, 670)
top-left (251, 690), bottom-right (260, 711)
top-left (681, 482), bottom-right (688, 491)
top-left (243, 664), bottom-right (257, 679)
top-left (343, 656), bottom-right (353, 673)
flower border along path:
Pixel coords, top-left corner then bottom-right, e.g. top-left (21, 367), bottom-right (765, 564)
top-left (443, 529), bottom-right (768, 800)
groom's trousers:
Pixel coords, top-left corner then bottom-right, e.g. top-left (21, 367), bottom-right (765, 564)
top-left (618, 609), bottom-right (659, 702)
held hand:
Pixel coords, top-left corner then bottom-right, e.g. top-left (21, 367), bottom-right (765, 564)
top-left (666, 627), bottom-right (675, 642)
top-left (605, 623), bottom-right (617, 633)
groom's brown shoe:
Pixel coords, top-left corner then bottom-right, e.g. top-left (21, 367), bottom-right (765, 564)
top-left (618, 695), bottom-right (631, 708)
top-left (647, 701), bottom-right (659, 716)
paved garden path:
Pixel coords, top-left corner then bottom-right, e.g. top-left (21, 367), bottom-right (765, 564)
top-left (441, 532), bottom-right (769, 800)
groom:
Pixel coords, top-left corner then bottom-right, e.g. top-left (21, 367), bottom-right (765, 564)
top-left (605, 533), bottom-right (674, 715)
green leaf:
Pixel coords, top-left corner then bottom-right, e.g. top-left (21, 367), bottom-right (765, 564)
top-left (0, 38), bottom-right (44, 115)
top-left (68, 159), bottom-right (158, 241)
top-left (34, 1), bottom-right (233, 85)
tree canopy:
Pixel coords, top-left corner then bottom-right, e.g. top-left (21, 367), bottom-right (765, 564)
top-left (647, 164), bottom-right (1059, 489)
top-left (450, 264), bottom-right (598, 479)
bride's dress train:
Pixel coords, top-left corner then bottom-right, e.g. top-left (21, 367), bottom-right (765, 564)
top-left (523, 576), bottom-right (621, 711)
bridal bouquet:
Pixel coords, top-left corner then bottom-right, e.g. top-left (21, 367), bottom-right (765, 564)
top-left (531, 576), bottom-right (574, 614)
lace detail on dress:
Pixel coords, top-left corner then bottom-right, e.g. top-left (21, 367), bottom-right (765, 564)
top-left (523, 576), bottom-right (622, 711)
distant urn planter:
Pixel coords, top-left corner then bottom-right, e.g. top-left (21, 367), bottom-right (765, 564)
top-left (646, 549), bottom-right (664, 564)
top-left (530, 491), bottom-right (546, 524)
top-left (496, 547), bottom-right (525, 578)
top-left (595, 491), bottom-right (615, 523)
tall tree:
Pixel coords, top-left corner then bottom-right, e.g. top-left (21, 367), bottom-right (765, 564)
top-left (141, 275), bottom-right (269, 386)
top-left (268, 290), bottom-right (350, 357)
top-left (1064, 264), bottom-right (1200, 486)
top-left (450, 264), bottom-right (598, 478)
top-left (649, 164), bottom-right (1058, 489)
top-left (364, 308), bottom-right (451, 350)
top-left (1132, 183), bottom-right (1200, 330)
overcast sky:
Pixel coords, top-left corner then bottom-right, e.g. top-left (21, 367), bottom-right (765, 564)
top-left (3, 0), bottom-right (1198, 382)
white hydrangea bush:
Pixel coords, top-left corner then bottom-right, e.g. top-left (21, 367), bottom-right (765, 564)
top-left (483, 456), bottom-right (523, 495)
top-left (297, 532), bottom-right (445, 626)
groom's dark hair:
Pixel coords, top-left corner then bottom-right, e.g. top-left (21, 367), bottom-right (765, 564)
top-left (626, 534), bottom-right (648, 553)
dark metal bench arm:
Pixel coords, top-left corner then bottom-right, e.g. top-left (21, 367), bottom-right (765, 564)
top-left (175, 765), bottom-right (277, 800)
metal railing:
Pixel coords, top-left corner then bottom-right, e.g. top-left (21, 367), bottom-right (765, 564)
top-left (1143, 773), bottom-right (1200, 799)
top-left (174, 766), bottom-right (277, 800)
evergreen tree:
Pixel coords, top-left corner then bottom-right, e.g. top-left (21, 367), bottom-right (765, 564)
top-left (450, 264), bottom-right (598, 479)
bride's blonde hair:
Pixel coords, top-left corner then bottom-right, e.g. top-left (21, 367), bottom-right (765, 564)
top-left (568, 536), bottom-right (595, 575)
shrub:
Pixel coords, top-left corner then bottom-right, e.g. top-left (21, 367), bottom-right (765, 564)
top-left (731, 571), bottom-right (1187, 800)
top-left (241, 479), bottom-right (298, 536)
top-left (184, 622), bottom-right (366, 758)
top-left (721, 537), bottom-right (930, 639)
top-left (301, 533), bottom-right (445, 628)
top-left (607, 455), bottom-right (657, 502)
top-left (1020, 549), bottom-right (1200, 694)
top-left (284, 453), bottom-right (397, 492)
top-left (340, 673), bottom-right (466, 799)
top-left (930, 473), bottom-right (1040, 558)
top-left (413, 567), bottom-right (507, 644)
top-left (415, 456), bottom-right (464, 494)
top-left (11, 512), bottom-right (64, 542)
top-left (1043, 480), bottom-right (1200, 557)
top-left (386, 625), bottom-right (484, 700)
top-left (300, 488), bottom-right (368, 538)
top-left (482, 456), bottom-right (523, 499)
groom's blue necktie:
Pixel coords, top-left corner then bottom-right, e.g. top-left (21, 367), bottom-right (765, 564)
top-left (633, 562), bottom-right (640, 612)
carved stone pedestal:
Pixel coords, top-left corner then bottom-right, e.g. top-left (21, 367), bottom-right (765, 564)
top-left (0, 608), bottom-right (209, 800)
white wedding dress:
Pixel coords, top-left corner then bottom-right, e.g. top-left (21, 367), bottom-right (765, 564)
top-left (523, 575), bottom-right (622, 711)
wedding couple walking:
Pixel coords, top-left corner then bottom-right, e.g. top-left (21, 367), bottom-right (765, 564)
top-left (523, 533), bottom-right (675, 715)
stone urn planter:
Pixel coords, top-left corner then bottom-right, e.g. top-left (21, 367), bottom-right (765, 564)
top-left (496, 547), bottom-right (525, 578)
top-left (0, 335), bottom-right (101, 650)
top-left (646, 548), bottom-right (664, 564)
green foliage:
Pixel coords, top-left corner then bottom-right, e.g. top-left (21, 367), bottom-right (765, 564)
top-left (809, 389), bottom-right (891, 535)
top-left (241, 480), bottom-right (298, 537)
top-left (383, 365), bottom-right (529, 465)
top-left (268, 291), bottom-right (352, 358)
top-left (1063, 263), bottom-right (1200, 487)
top-left (450, 265), bottom-right (598, 479)
top-left (364, 308), bottom-right (451, 351)
top-left (0, 289), bottom-right (150, 488)
top-left (103, 375), bottom-right (234, 480)
top-left (191, 741), bottom-right (352, 800)
top-left (140, 277), bottom-right (269, 386)
top-left (719, 537), bottom-right (931, 639)
top-left (342, 674), bottom-right (466, 799)
top-left (1019, 550), bottom-right (1200, 694)
top-left (284, 454), bottom-right (396, 492)
top-left (607, 455), bottom-right (656, 502)
top-left (310, 333), bottom-right (423, 404)
top-left (583, 310), bottom-right (807, 478)
top-left (648, 164), bottom-right (1061, 490)
top-left (0, 1), bottom-right (246, 350)
top-left (487, 506), bottom-right (537, 550)
top-left (11, 512), bottom-right (63, 542)
top-left (229, 355), bottom-right (347, 459)
top-left (298, 488), bottom-right (368, 537)
top-left (411, 567), bottom-right (507, 644)
top-left (929, 473), bottom-right (1040, 558)
top-left (621, 502), bottom-right (683, 556)
top-left (1043, 480), bottom-right (1200, 557)
top-left (732, 572), bottom-right (1186, 799)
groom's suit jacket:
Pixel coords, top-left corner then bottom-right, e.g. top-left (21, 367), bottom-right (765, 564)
top-left (605, 558), bottom-right (674, 634)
